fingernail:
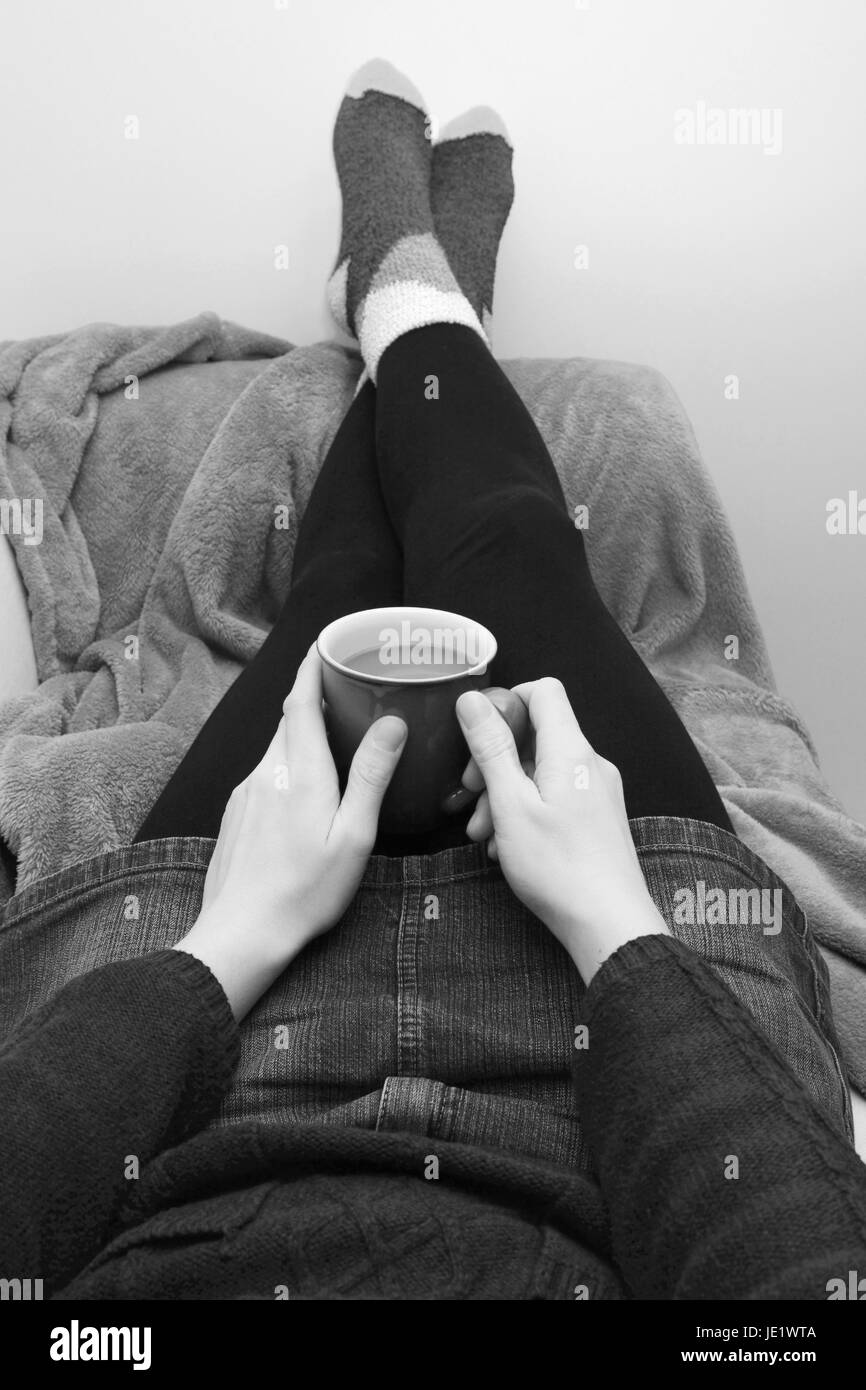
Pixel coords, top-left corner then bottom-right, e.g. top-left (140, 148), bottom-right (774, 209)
top-left (372, 716), bottom-right (407, 752)
top-left (443, 786), bottom-right (473, 812)
top-left (457, 691), bottom-right (488, 728)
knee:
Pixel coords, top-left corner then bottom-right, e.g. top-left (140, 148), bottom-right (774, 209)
top-left (465, 484), bottom-right (575, 552)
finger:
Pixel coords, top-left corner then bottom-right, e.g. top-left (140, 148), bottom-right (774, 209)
top-left (455, 691), bottom-right (531, 820)
top-left (460, 687), bottom-right (530, 795)
top-left (510, 677), bottom-right (593, 793)
top-left (486, 835), bottom-right (498, 862)
top-left (282, 646), bottom-right (334, 778)
top-left (467, 758), bottom-right (535, 841)
top-left (466, 788), bottom-right (491, 841)
top-left (332, 715), bottom-right (408, 849)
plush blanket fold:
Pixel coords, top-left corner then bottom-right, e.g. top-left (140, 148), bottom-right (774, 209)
top-left (1, 311), bottom-right (865, 1089)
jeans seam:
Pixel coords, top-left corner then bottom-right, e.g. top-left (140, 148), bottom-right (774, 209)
top-left (1, 858), bottom-right (211, 932)
top-left (395, 882), bottom-right (422, 1075)
top-left (799, 908), bottom-right (854, 1135)
top-left (637, 841), bottom-right (789, 883)
top-left (374, 1078), bottom-right (393, 1132)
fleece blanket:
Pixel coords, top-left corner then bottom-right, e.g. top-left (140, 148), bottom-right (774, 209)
top-left (1, 311), bottom-right (865, 1090)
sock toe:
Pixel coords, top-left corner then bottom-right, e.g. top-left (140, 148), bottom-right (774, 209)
top-left (345, 58), bottom-right (428, 113)
top-left (438, 105), bottom-right (512, 145)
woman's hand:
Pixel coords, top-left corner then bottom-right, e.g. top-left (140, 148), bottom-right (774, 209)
top-left (455, 678), bottom-right (669, 983)
top-left (174, 645), bottom-right (407, 1019)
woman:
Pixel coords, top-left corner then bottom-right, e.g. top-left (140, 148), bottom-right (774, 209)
top-left (1, 61), bottom-right (865, 1300)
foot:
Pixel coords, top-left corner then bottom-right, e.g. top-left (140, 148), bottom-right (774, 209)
top-left (327, 59), bottom-right (485, 380)
top-left (432, 107), bottom-right (514, 341)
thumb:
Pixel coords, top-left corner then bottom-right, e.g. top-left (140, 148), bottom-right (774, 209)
top-left (335, 716), bottom-right (408, 844)
top-left (455, 691), bottom-right (527, 818)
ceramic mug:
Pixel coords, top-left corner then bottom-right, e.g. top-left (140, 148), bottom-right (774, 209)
top-left (317, 605), bottom-right (498, 835)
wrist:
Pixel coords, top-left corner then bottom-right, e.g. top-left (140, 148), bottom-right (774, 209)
top-left (173, 902), bottom-right (304, 1022)
top-left (558, 895), bottom-right (670, 985)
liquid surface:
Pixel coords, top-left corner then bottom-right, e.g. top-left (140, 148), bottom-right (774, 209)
top-left (344, 645), bottom-right (475, 680)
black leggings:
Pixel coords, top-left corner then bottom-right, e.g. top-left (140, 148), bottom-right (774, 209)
top-left (135, 325), bottom-right (733, 855)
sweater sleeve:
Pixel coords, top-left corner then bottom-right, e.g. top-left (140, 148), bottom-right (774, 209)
top-left (573, 934), bottom-right (866, 1300)
top-left (0, 948), bottom-right (240, 1294)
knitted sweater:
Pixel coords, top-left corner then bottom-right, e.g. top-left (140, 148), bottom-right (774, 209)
top-left (1, 937), bottom-right (864, 1300)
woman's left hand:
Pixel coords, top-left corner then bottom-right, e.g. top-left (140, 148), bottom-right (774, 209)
top-left (174, 644), bottom-right (407, 1018)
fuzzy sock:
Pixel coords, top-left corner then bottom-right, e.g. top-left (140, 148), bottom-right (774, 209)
top-left (431, 107), bottom-right (514, 341)
top-left (327, 59), bottom-right (486, 382)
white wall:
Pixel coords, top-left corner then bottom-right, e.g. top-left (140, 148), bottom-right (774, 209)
top-left (2, 0), bottom-right (864, 818)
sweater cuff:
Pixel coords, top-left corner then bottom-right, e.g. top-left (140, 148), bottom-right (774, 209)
top-left (580, 933), bottom-right (700, 1022)
top-left (135, 948), bottom-right (241, 1121)
top-left (570, 935), bottom-right (712, 1116)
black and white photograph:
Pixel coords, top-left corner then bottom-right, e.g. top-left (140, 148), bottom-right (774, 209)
top-left (0, 0), bottom-right (864, 1350)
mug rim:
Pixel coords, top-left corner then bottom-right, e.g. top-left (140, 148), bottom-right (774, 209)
top-left (316, 605), bottom-right (498, 687)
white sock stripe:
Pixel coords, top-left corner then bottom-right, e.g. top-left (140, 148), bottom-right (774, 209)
top-left (357, 282), bottom-right (487, 380)
top-left (327, 257), bottom-right (351, 335)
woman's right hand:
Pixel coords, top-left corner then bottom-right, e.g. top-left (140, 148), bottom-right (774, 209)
top-left (455, 678), bottom-right (669, 981)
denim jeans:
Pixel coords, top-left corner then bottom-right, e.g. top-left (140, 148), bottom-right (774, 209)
top-left (0, 816), bottom-right (853, 1167)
